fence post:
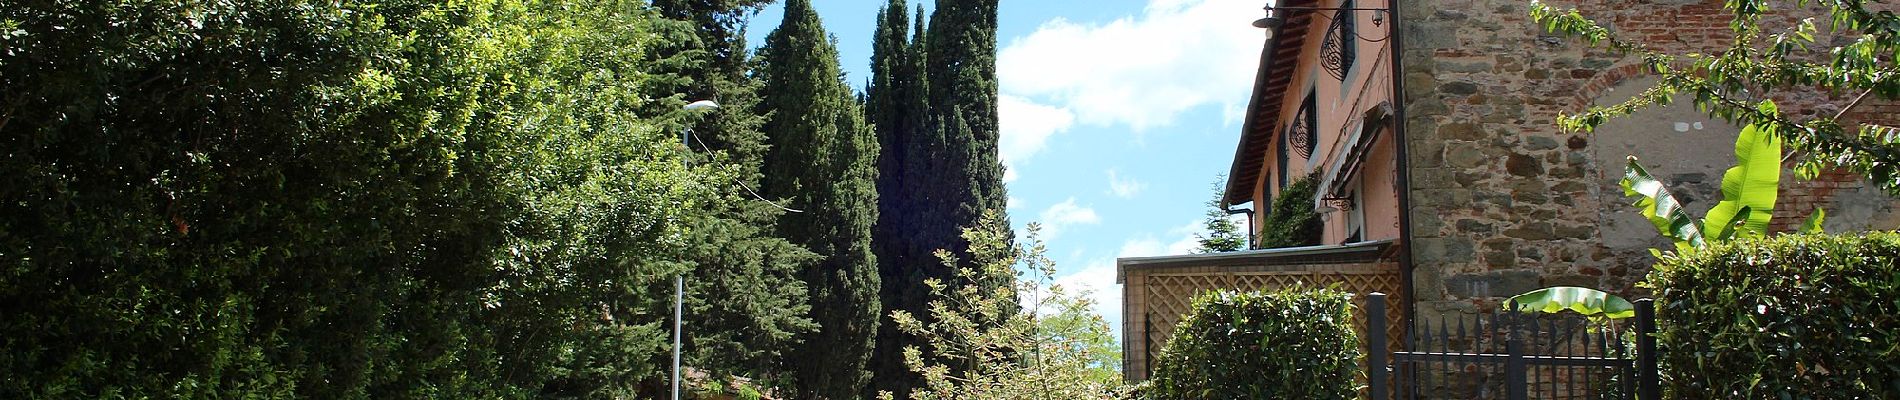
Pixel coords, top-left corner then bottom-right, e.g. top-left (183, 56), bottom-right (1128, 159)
top-left (1366, 293), bottom-right (1388, 400)
top-left (1505, 305), bottom-right (1528, 400)
top-left (1635, 299), bottom-right (1659, 400)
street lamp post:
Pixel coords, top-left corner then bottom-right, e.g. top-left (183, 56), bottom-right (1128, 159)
top-left (676, 99), bottom-right (719, 400)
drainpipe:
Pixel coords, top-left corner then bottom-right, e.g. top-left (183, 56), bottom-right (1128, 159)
top-left (1386, 0), bottom-right (1417, 349)
top-left (1226, 206), bottom-right (1258, 249)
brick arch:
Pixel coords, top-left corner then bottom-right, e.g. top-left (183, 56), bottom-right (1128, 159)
top-left (1567, 62), bottom-right (1652, 111)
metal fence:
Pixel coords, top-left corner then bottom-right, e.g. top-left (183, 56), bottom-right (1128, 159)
top-left (1364, 293), bottom-right (1658, 400)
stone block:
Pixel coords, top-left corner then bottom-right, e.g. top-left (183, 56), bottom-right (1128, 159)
top-left (1455, 219), bottom-right (1494, 234)
top-left (1506, 153), bottom-right (1545, 176)
top-left (1525, 136), bottom-right (1559, 150)
top-left (1415, 237), bottom-right (1476, 263)
top-left (1438, 122), bottom-right (1485, 140)
top-left (1439, 81), bottom-right (1481, 95)
top-left (1555, 224), bottom-right (1596, 240)
top-left (1446, 145), bottom-right (1488, 168)
top-left (1411, 208), bottom-right (1447, 234)
top-left (1504, 221), bottom-right (1555, 240)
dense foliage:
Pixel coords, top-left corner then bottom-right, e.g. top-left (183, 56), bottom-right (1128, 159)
top-left (1144, 288), bottom-right (1362, 399)
top-left (1531, 0), bottom-right (1900, 194)
top-left (1650, 232), bottom-right (1900, 399)
top-left (1194, 178), bottom-right (1249, 253)
top-left (867, 0), bottom-right (1015, 396)
top-left (0, 0), bottom-right (812, 397)
top-left (883, 214), bottom-right (1125, 400)
top-left (756, 0), bottom-right (882, 398)
top-left (1258, 174), bottom-right (1324, 248)
top-left (645, 0), bottom-right (820, 387)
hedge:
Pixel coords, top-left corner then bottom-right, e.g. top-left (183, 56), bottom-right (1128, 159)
top-left (1144, 287), bottom-right (1361, 399)
top-left (1650, 232), bottom-right (1900, 399)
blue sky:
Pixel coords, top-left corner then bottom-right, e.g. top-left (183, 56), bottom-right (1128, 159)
top-left (747, 0), bottom-right (1269, 340)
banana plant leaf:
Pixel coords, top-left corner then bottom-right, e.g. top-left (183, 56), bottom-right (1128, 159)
top-left (1702, 124), bottom-right (1783, 241)
top-left (1507, 286), bottom-right (1636, 319)
top-left (1621, 157), bottom-right (1705, 253)
top-left (1799, 208), bottom-right (1826, 234)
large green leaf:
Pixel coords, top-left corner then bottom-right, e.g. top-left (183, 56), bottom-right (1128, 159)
top-left (1508, 286), bottom-right (1636, 319)
top-left (1799, 208), bottom-right (1826, 234)
top-left (1621, 157), bottom-right (1705, 252)
top-left (1702, 124), bottom-right (1783, 241)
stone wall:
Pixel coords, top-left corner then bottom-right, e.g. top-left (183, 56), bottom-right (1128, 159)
top-left (1397, 0), bottom-right (1900, 317)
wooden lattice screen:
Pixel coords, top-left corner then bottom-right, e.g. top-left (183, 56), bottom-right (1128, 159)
top-left (1120, 260), bottom-right (1404, 382)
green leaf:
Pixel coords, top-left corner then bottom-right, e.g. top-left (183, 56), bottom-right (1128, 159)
top-left (1508, 286), bottom-right (1637, 319)
top-left (1703, 124), bottom-right (1783, 241)
top-left (1799, 208), bottom-right (1826, 234)
top-left (1622, 156), bottom-right (1706, 250)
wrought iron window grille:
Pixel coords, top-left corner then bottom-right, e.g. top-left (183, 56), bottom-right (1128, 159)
top-left (1289, 93), bottom-right (1318, 159)
top-left (1320, 2), bottom-right (1357, 81)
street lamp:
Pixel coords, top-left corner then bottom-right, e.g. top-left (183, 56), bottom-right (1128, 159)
top-left (676, 99), bottom-right (719, 400)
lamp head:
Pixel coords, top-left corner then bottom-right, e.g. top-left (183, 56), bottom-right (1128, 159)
top-left (1252, 16), bottom-right (1285, 29)
top-left (683, 100), bottom-right (721, 111)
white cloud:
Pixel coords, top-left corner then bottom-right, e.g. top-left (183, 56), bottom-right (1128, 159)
top-left (1107, 169), bottom-right (1146, 199)
top-left (1037, 197), bottom-right (1102, 240)
top-left (999, 94), bottom-right (1076, 170)
top-left (1116, 221), bottom-right (1203, 258)
top-left (998, 0), bottom-right (1262, 132)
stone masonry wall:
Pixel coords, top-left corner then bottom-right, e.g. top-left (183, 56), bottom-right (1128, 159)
top-left (1397, 0), bottom-right (1900, 318)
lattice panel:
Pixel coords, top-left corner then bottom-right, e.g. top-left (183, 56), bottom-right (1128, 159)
top-left (1142, 269), bottom-right (1406, 369)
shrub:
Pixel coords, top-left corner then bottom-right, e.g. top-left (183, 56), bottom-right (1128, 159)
top-left (1650, 232), bottom-right (1900, 399)
top-left (1258, 174), bottom-right (1323, 248)
top-left (1144, 287), bottom-right (1361, 399)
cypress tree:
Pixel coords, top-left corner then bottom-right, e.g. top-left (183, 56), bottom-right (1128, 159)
top-left (867, 0), bottom-right (1012, 396)
top-left (866, 1), bottom-right (932, 396)
top-left (757, 0), bottom-right (881, 398)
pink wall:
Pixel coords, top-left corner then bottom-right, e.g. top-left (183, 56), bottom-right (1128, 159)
top-left (1248, 0), bottom-right (1401, 246)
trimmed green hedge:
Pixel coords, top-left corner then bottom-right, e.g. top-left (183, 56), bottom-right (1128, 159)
top-left (1651, 232), bottom-right (1900, 399)
top-left (1144, 287), bottom-right (1361, 399)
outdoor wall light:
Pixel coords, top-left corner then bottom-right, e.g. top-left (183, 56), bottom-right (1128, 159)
top-left (1252, 3), bottom-right (1391, 30)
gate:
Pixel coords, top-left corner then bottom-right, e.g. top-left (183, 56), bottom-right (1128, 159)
top-left (1364, 293), bottom-right (1658, 400)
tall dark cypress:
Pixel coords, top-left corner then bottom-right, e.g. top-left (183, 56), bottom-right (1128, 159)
top-left (757, 0), bottom-right (881, 398)
top-left (867, 0), bottom-right (1012, 397)
top-left (866, 1), bottom-right (931, 396)
top-left (927, 0), bottom-right (1007, 219)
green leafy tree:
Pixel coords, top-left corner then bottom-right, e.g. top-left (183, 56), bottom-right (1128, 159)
top-left (1531, 0), bottom-right (1900, 194)
top-left (1258, 175), bottom-right (1325, 248)
top-left (0, 0), bottom-right (720, 397)
top-left (756, 0), bottom-right (882, 398)
top-left (644, 0), bottom-right (818, 388)
top-left (1194, 178), bottom-right (1249, 253)
top-left (882, 214), bottom-right (1127, 400)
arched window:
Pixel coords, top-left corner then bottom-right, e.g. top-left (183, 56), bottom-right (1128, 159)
top-left (1320, 0), bottom-right (1356, 80)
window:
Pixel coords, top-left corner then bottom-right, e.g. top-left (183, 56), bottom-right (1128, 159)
top-left (1276, 125), bottom-right (1290, 189)
top-left (1289, 92), bottom-right (1318, 160)
top-left (1320, 0), bottom-right (1356, 81)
